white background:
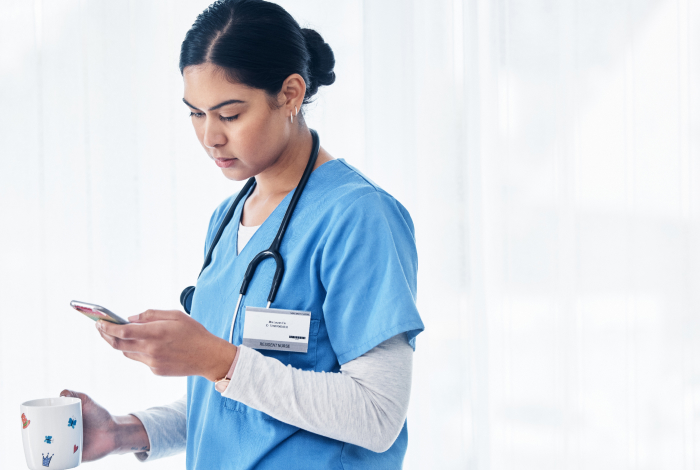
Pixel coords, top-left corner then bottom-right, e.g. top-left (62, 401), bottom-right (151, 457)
top-left (1, 0), bottom-right (699, 469)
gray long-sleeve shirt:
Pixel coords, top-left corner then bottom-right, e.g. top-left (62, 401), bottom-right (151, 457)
top-left (131, 332), bottom-right (413, 461)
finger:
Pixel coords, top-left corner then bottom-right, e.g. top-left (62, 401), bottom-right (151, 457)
top-left (123, 351), bottom-right (152, 367)
top-left (128, 309), bottom-right (184, 323)
top-left (97, 320), bottom-right (150, 340)
top-left (59, 390), bottom-right (88, 406)
top-left (98, 329), bottom-right (142, 353)
top-left (59, 389), bottom-right (83, 400)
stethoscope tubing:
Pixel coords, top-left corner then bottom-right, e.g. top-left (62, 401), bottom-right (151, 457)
top-left (181, 129), bottom-right (321, 342)
top-left (227, 129), bottom-right (320, 342)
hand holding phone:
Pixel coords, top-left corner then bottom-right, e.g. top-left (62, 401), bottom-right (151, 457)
top-left (70, 300), bottom-right (130, 325)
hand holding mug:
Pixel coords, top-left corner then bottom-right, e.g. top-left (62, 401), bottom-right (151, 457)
top-left (58, 390), bottom-right (117, 462)
top-left (58, 390), bottom-right (149, 462)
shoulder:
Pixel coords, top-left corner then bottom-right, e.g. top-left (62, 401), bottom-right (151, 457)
top-left (319, 158), bottom-right (384, 200)
top-left (315, 159), bottom-right (415, 237)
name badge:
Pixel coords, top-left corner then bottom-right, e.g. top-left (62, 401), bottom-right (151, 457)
top-left (242, 306), bottom-right (311, 353)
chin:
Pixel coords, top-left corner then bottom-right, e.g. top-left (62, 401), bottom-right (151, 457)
top-left (220, 167), bottom-right (250, 181)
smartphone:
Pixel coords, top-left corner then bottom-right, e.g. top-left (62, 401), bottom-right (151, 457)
top-left (70, 300), bottom-right (130, 325)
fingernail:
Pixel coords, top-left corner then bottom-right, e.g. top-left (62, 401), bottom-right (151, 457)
top-left (128, 315), bottom-right (138, 322)
top-left (95, 321), bottom-right (102, 330)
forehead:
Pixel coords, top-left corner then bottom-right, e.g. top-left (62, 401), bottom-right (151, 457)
top-left (183, 63), bottom-right (263, 106)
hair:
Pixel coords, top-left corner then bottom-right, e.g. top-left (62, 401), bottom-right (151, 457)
top-left (179, 0), bottom-right (335, 108)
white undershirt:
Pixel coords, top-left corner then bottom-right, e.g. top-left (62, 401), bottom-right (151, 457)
top-left (131, 333), bottom-right (412, 460)
top-left (237, 222), bottom-right (261, 255)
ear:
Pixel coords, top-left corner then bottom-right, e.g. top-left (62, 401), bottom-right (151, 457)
top-left (279, 73), bottom-right (306, 114)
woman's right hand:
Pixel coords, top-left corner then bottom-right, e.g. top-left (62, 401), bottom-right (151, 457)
top-left (59, 389), bottom-right (150, 461)
top-left (59, 390), bottom-right (119, 461)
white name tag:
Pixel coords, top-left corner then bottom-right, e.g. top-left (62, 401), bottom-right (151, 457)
top-left (242, 306), bottom-right (311, 353)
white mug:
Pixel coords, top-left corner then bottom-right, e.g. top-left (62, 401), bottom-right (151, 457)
top-left (20, 397), bottom-right (83, 469)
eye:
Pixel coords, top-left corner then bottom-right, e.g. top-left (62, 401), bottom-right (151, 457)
top-left (188, 112), bottom-right (239, 122)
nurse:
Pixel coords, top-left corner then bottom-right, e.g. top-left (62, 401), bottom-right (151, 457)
top-left (60, 0), bottom-right (424, 468)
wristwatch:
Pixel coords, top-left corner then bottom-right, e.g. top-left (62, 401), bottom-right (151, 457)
top-left (214, 348), bottom-right (240, 393)
top-left (214, 373), bottom-right (232, 393)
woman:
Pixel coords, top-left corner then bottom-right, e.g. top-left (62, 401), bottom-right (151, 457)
top-left (60, 0), bottom-right (424, 468)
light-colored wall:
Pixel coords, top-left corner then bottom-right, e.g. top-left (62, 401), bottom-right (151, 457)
top-left (1, 0), bottom-right (699, 469)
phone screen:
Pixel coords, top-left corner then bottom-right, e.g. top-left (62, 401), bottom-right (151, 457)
top-left (70, 301), bottom-right (129, 324)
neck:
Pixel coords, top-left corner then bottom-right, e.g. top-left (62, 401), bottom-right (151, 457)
top-left (254, 124), bottom-right (313, 198)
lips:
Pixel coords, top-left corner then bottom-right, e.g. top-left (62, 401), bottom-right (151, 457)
top-left (214, 157), bottom-right (237, 168)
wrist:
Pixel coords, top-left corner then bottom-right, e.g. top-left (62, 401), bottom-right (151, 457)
top-left (205, 341), bottom-right (238, 382)
top-left (113, 414), bottom-right (150, 454)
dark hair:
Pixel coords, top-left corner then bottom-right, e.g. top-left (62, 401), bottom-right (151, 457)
top-left (179, 0), bottom-right (335, 106)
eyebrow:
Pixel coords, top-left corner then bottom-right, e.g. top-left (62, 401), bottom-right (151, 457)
top-left (182, 98), bottom-right (245, 111)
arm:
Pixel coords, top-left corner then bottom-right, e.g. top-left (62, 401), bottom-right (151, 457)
top-left (95, 313), bottom-right (412, 453)
top-left (221, 333), bottom-right (413, 453)
top-left (130, 395), bottom-right (187, 462)
top-left (123, 335), bottom-right (409, 460)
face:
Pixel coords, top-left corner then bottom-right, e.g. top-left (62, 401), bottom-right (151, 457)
top-left (182, 63), bottom-right (292, 180)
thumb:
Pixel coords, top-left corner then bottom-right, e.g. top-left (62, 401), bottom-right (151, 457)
top-left (128, 309), bottom-right (182, 323)
top-left (60, 389), bottom-right (87, 404)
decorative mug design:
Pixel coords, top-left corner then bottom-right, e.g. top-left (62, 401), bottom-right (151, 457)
top-left (21, 397), bottom-right (82, 469)
top-left (42, 453), bottom-right (54, 467)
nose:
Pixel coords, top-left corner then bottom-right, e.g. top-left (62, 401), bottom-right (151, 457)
top-left (202, 118), bottom-right (226, 148)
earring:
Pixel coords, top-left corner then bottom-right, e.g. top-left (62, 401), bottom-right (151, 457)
top-left (290, 106), bottom-right (299, 124)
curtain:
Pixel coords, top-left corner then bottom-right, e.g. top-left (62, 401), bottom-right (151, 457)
top-left (1, 0), bottom-right (698, 468)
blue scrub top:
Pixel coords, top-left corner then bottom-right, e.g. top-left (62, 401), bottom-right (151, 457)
top-left (187, 158), bottom-right (424, 470)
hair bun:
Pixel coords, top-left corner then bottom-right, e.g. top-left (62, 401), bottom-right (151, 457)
top-left (301, 28), bottom-right (336, 98)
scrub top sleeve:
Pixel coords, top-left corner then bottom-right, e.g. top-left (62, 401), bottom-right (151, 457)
top-left (320, 191), bottom-right (425, 365)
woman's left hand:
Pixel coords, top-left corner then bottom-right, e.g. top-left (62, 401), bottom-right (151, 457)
top-left (96, 310), bottom-right (237, 382)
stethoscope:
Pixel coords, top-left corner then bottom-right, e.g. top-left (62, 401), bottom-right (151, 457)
top-left (180, 129), bottom-right (320, 343)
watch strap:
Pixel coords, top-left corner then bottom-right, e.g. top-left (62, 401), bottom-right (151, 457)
top-left (215, 346), bottom-right (241, 393)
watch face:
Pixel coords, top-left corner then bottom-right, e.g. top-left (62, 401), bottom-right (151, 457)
top-left (215, 380), bottom-right (230, 393)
